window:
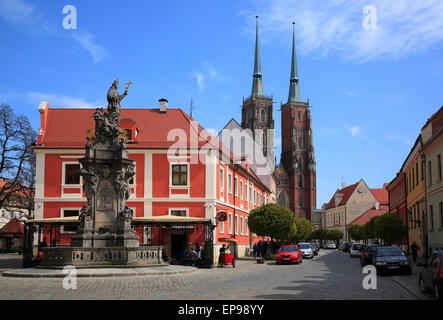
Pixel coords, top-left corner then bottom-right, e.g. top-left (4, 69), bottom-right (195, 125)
top-left (123, 128), bottom-right (132, 141)
top-left (228, 173), bottom-right (232, 194)
top-left (240, 180), bottom-right (243, 200)
top-left (245, 218), bottom-right (249, 235)
top-left (219, 220), bottom-right (224, 234)
top-left (240, 216), bottom-right (244, 235)
top-left (234, 177), bottom-right (238, 196)
top-left (428, 161), bottom-right (432, 185)
top-left (429, 205), bottom-right (434, 230)
top-left (416, 162), bottom-right (419, 185)
top-left (172, 164), bottom-right (188, 186)
top-left (228, 213), bottom-right (232, 234)
top-left (249, 186), bottom-right (252, 202)
top-left (297, 110), bottom-right (301, 122)
top-left (413, 205), bottom-right (417, 229)
top-left (261, 109), bottom-right (265, 122)
top-left (408, 171), bottom-right (411, 193)
top-left (440, 202), bottom-right (443, 229)
top-left (170, 210), bottom-right (187, 217)
top-left (65, 164), bottom-right (80, 185)
top-left (62, 209), bottom-right (79, 233)
top-left (298, 137), bottom-right (302, 148)
top-left (412, 167), bottom-right (415, 189)
top-left (219, 167), bottom-right (224, 191)
top-left (234, 214), bottom-right (238, 235)
top-left (438, 155), bottom-right (442, 180)
top-left (299, 174), bottom-right (303, 188)
top-left (254, 190), bottom-right (257, 205)
top-left (245, 184), bottom-right (248, 203)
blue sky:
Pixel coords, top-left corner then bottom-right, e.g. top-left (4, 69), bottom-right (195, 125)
top-left (1, 0), bottom-right (443, 207)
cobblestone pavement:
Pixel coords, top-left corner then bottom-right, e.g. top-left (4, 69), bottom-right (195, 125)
top-left (0, 250), bottom-right (433, 300)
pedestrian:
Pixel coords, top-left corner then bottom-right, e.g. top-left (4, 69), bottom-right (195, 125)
top-left (411, 242), bottom-right (419, 263)
top-left (257, 241), bottom-right (262, 257)
top-left (218, 244), bottom-right (226, 267)
top-left (252, 243), bottom-right (258, 258)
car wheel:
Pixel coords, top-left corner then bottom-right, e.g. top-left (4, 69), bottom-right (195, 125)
top-left (418, 276), bottom-right (428, 293)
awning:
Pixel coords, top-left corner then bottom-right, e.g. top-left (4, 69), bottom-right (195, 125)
top-left (133, 216), bottom-right (212, 224)
top-left (27, 216), bottom-right (80, 225)
top-left (218, 238), bottom-right (238, 243)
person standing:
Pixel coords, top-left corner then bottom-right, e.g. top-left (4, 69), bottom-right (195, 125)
top-left (411, 242), bottom-right (419, 263)
top-left (252, 243), bottom-right (258, 258)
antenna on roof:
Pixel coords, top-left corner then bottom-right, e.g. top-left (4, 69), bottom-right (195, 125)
top-left (189, 99), bottom-right (204, 118)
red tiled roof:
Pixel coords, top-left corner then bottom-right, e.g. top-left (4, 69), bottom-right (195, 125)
top-left (370, 187), bottom-right (389, 205)
top-left (325, 182), bottom-right (359, 210)
top-left (349, 206), bottom-right (389, 226)
top-left (421, 105), bottom-right (443, 132)
top-left (0, 218), bottom-right (24, 235)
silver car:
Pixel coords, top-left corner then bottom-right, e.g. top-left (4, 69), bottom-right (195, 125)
top-left (350, 243), bottom-right (365, 257)
top-left (298, 242), bottom-right (314, 259)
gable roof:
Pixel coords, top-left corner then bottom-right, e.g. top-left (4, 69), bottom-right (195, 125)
top-left (348, 206), bottom-right (389, 226)
top-left (370, 187), bottom-right (389, 205)
top-left (325, 182), bottom-right (359, 210)
top-left (0, 218), bottom-right (24, 236)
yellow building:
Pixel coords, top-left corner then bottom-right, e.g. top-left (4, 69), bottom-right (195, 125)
top-left (404, 137), bottom-right (426, 258)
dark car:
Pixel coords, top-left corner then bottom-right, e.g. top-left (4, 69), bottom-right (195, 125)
top-left (360, 244), bottom-right (379, 266)
top-left (418, 251), bottom-right (443, 301)
top-left (342, 242), bottom-right (353, 252)
top-left (310, 242), bottom-right (319, 256)
top-left (372, 246), bottom-right (411, 275)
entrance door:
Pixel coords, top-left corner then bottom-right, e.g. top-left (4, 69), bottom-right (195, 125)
top-left (171, 234), bottom-right (187, 261)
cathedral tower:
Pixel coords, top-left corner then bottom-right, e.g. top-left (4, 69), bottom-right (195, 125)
top-left (277, 22), bottom-right (316, 220)
top-left (241, 16), bottom-right (275, 170)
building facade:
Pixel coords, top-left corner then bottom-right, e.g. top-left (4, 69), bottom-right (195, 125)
top-left (421, 105), bottom-right (443, 254)
top-left (276, 22), bottom-right (317, 220)
top-left (33, 101), bottom-right (272, 261)
top-left (386, 171), bottom-right (408, 250)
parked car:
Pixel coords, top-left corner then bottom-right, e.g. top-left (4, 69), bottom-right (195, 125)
top-left (325, 241), bottom-right (336, 249)
top-left (310, 242), bottom-right (319, 256)
top-left (372, 246), bottom-right (411, 275)
top-left (360, 244), bottom-right (379, 266)
top-left (275, 245), bottom-right (302, 265)
top-left (418, 251), bottom-right (443, 301)
top-left (298, 242), bottom-right (314, 259)
top-left (342, 242), bottom-right (353, 252)
top-left (350, 243), bottom-right (365, 258)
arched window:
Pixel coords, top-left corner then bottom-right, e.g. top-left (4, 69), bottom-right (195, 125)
top-left (277, 191), bottom-right (289, 209)
top-left (298, 158), bottom-right (303, 170)
top-left (299, 174), bottom-right (303, 187)
top-left (261, 109), bottom-right (265, 123)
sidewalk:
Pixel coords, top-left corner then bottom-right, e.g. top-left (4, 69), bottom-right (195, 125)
top-left (389, 257), bottom-right (433, 300)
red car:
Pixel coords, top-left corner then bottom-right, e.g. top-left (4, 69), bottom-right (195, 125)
top-left (276, 245), bottom-right (303, 265)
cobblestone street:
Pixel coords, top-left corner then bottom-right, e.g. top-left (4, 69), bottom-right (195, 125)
top-left (0, 250), bottom-right (434, 300)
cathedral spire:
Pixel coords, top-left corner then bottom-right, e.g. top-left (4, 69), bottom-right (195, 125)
top-left (288, 22), bottom-right (301, 103)
top-left (251, 15), bottom-right (264, 97)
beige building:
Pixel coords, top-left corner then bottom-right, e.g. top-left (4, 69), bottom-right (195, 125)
top-left (421, 106), bottom-right (443, 254)
top-left (322, 180), bottom-right (388, 242)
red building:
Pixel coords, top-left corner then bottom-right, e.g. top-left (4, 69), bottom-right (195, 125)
top-left (33, 101), bottom-right (272, 261)
top-left (386, 171), bottom-right (408, 249)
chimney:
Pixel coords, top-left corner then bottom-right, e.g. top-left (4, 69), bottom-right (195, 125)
top-left (159, 98), bottom-right (168, 113)
top-left (342, 182), bottom-right (346, 189)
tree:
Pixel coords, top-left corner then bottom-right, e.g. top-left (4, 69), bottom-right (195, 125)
top-left (374, 213), bottom-right (408, 245)
top-left (310, 228), bottom-right (327, 241)
top-left (0, 103), bottom-right (37, 217)
top-left (348, 224), bottom-right (364, 241)
top-left (290, 217), bottom-right (313, 242)
top-left (363, 216), bottom-right (379, 241)
top-left (248, 204), bottom-right (295, 240)
top-left (325, 229), bottom-right (343, 241)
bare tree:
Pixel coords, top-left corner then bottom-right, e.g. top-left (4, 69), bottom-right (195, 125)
top-left (0, 103), bottom-right (37, 218)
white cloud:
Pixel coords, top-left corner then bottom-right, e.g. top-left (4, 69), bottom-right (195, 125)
top-left (350, 125), bottom-right (361, 137)
top-left (190, 62), bottom-right (222, 91)
top-left (25, 92), bottom-right (102, 109)
top-left (72, 31), bottom-right (107, 63)
top-left (386, 134), bottom-right (412, 145)
top-left (0, 0), bottom-right (34, 24)
top-left (241, 0), bottom-right (443, 61)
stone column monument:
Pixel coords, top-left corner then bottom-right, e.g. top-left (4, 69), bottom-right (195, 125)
top-left (41, 79), bottom-right (165, 267)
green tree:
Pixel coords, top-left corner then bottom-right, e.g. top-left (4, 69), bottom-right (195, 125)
top-left (248, 204), bottom-right (295, 240)
top-left (374, 213), bottom-right (408, 245)
top-left (290, 217), bottom-right (312, 242)
top-left (348, 224), bottom-right (364, 241)
top-left (363, 216), bottom-right (379, 241)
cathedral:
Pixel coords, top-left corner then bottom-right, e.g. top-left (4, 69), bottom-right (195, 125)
top-left (219, 18), bottom-right (317, 221)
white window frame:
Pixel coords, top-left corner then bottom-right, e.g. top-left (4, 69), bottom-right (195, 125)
top-left (234, 177), bottom-right (238, 196)
top-left (219, 167), bottom-right (225, 191)
top-left (61, 208), bottom-right (80, 234)
top-left (228, 172), bottom-right (233, 194)
top-left (228, 212), bottom-right (233, 234)
top-left (240, 216), bottom-right (244, 235)
top-left (240, 180), bottom-right (243, 200)
top-left (234, 214), bottom-right (238, 235)
top-left (246, 218), bottom-right (249, 236)
top-left (61, 161), bottom-right (83, 197)
top-left (169, 162), bottom-right (190, 198)
top-left (219, 220), bottom-right (224, 234)
top-left (168, 208), bottom-right (189, 217)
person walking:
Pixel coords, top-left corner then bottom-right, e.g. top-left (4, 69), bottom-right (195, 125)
top-left (252, 243), bottom-right (258, 258)
top-left (411, 242), bottom-right (419, 263)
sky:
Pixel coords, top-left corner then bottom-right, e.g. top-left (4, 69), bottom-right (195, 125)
top-left (1, 0), bottom-right (443, 207)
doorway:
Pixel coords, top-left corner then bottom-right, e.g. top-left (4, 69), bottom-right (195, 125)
top-left (171, 234), bottom-right (187, 261)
